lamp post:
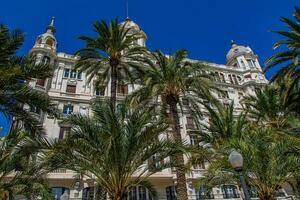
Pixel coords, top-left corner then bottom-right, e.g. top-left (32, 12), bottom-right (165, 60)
top-left (229, 149), bottom-right (251, 200)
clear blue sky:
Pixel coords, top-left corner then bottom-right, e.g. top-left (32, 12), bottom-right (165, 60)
top-left (0, 0), bottom-right (298, 134)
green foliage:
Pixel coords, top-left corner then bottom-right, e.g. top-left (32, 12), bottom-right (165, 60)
top-left (76, 19), bottom-right (147, 106)
top-left (265, 7), bottom-right (300, 90)
top-left (0, 23), bottom-right (58, 135)
top-left (0, 130), bottom-right (54, 199)
top-left (45, 100), bottom-right (183, 200)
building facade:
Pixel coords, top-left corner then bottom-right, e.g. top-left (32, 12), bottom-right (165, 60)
top-left (27, 18), bottom-right (283, 200)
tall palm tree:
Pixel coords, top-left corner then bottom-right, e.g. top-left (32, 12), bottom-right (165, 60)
top-left (128, 49), bottom-right (215, 200)
top-left (0, 130), bottom-right (54, 199)
top-left (0, 24), bottom-right (58, 135)
top-left (198, 126), bottom-right (300, 200)
top-left (243, 82), bottom-right (299, 130)
top-left (76, 19), bottom-right (146, 107)
top-left (44, 100), bottom-right (182, 200)
top-left (265, 7), bottom-right (300, 85)
top-left (200, 102), bottom-right (248, 147)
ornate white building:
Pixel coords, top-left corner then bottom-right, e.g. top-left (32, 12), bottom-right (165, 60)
top-left (27, 18), bottom-right (282, 200)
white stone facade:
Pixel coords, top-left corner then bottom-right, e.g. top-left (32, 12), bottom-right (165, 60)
top-left (26, 18), bottom-right (286, 200)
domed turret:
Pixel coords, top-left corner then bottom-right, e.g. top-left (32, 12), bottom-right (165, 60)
top-left (120, 18), bottom-right (147, 46)
top-left (226, 41), bottom-right (260, 70)
top-left (33, 17), bottom-right (57, 52)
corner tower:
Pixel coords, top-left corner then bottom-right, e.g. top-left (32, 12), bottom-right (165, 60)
top-left (226, 41), bottom-right (261, 71)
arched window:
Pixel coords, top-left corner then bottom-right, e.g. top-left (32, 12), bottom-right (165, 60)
top-left (37, 37), bottom-right (42, 44)
top-left (46, 38), bottom-right (55, 46)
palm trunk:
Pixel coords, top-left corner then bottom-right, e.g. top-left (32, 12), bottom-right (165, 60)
top-left (110, 63), bottom-right (118, 108)
top-left (168, 99), bottom-right (188, 200)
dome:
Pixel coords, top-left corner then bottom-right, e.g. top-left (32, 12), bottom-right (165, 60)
top-left (226, 41), bottom-right (253, 62)
top-left (120, 18), bottom-right (147, 39)
top-left (34, 17), bottom-right (57, 50)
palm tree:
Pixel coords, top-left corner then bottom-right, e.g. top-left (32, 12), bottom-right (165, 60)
top-left (75, 19), bottom-right (146, 107)
top-left (44, 100), bottom-right (182, 200)
top-left (0, 130), bottom-right (54, 199)
top-left (128, 49), bottom-right (215, 200)
top-left (198, 126), bottom-right (300, 200)
top-left (243, 82), bottom-right (299, 130)
top-left (265, 7), bottom-right (300, 86)
top-left (0, 24), bottom-right (58, 135)
top-left (200, 102), bottom-right (248, 147)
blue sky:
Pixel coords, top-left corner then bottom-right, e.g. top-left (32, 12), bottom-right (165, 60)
top-left (0, 0), bottom-right (298, 134)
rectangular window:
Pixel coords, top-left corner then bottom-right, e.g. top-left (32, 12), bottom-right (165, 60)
top-left (63, 104), bottom-right (73, 115)
top-left (70, 70), bottom-right (77, 79)
top-left (66, 84), bottom-right (76, 93)
top-left (247, 59), bottom-right (254, 68)
top-left (189, 133), bottom-right (200, 146)
top-left (64, 69), bottom-right (70, 78)
top-left (36, 79), bottom-right (46, 87)
top-left (77, 71), bottom-right (82, 80)
top-left (228, 74), bottom-right (234, 84)
top-left (148, 154), bottom-right (163, 172)
top-left (95, 88), bottom-right (105, 96)
top-left (220, 73), bottom-right (225, 82)
top-left (59, 127), bottom-right (70, 140)
top-left (117, 84), bottom-right (128, 95)
top-left (186, 116), bottom-right (196, 130)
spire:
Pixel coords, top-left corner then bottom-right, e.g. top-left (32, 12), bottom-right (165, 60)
top-left (125, 0), bottom-right (130, 21)
top-left (46, 17), bottom-right (56, 34)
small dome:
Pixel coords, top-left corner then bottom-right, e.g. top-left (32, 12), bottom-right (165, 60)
top-left (226, 41), bottom-right (253, 62)
top-left (33, 17), bottom-right (57, 51)
top-left (120, 18), bottom-right (147, 39)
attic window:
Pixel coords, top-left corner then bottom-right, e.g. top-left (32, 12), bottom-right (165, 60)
top-left (234, 49), bottom-right (239, 53)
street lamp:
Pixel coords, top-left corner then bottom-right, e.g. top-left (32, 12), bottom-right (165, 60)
top-left (229, 149), bottom-right (251, 200)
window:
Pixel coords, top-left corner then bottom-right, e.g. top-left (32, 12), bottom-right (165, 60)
top-left (186, 116), bottom-right (196, 130)
top-left (128, 186), bottom-right (151, 200)
top-left (46, 38), bottom-right (54, 46)
top-left (37, 37), bottom-right (42, 44)
top-left (148, 153), bottom-right (163, 172)
top-left (240, 60), bottom-right (245, 68)
top-left (51, 187), bottom-right (70, 200)
top-left (247, 59), bottom-right (254, 68)
top-left (220, 73), bottom-right (225, 82)
top-left (77, 71), bottom-right (82, 80)
top-left (189, 133), bottom-right (200, 146)
top-left (42, 56), bottom-right (50, 64)
top-left (222, 185), bottom-right (239, 199)
top-left (197, 186), bottom-right (214, 200)
top-left (228, 75), bottom-right (234, 84)
top-left (64, 69), bottom-right (70, 78)
top-left (70, 70), bottom-right (77, 79)
top-left (59, 127), bottom-right (70, 140)
top-left (232, 74), bottom-right (238, 85)
top-left (95, 88), bottom-right (105, 96)
top-left (36, 79), bottom-right (46, 87)
top-left (117, 84), bottom-right (128, 95)
top-left (66, 84), bottom-right (76, 93)
top-left (82, 187), bottom-right (95, 200)
top-left (218, 91), bottom-right (229, 99)
top-left (63, 104), bottom-right (73, 115)
top-left (166, 186), bottom-right (176, 200)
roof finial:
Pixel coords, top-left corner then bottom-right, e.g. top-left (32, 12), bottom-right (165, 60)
top-left (231, 40), bottom-right (237, 47)
top-left (46, 16), bottom-right (56, 33)
top-left (50, 16), bottom-right (55, 26)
